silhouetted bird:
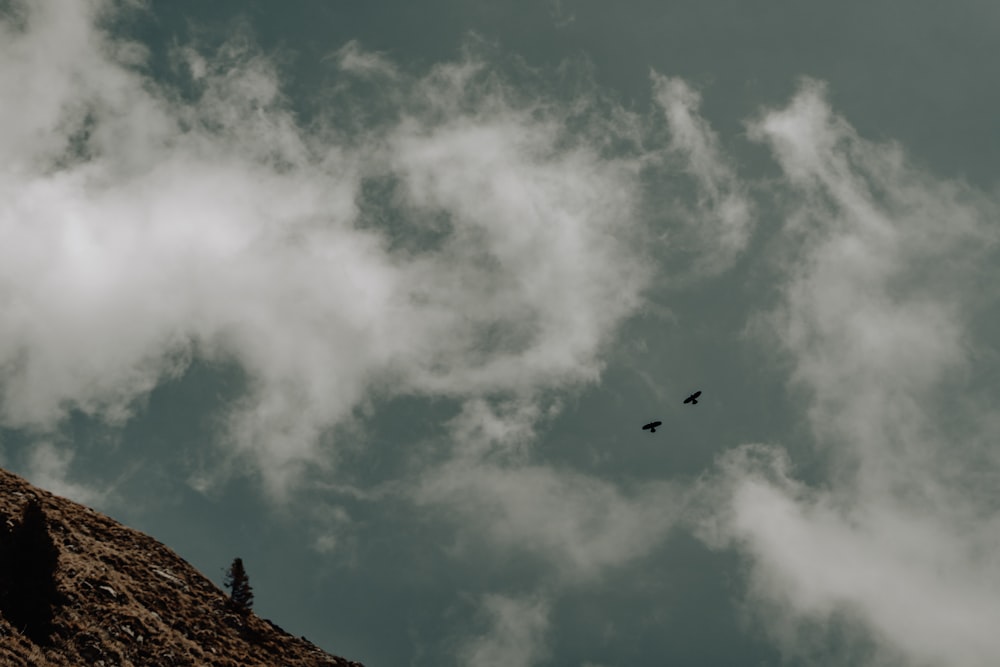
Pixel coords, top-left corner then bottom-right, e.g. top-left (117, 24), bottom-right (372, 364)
top-left (642, 421), bottom-right (662, 433)
top-left (683, 390), bottom-right (702, 405)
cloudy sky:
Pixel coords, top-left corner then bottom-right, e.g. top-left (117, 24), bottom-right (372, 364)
top-left (2, 0), bottom-right (1000, 664)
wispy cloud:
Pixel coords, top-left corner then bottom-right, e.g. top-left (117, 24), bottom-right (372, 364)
top-left (650, 74), bottom-right (754, 276)
top-left (456, 593), bottom-right (551, 667)
top-left (0, 0), bottom-right (659, 498)
top-left (700, 80), bottom-right (1000, 666)
top-left (412, 398), bottom-right (684, 581)
top-left (1, 1), bottom-right (760, 507)
top-left (20, 4), bottom-right (998, 665)
top-left (22, 441), bottom-right (109, 507)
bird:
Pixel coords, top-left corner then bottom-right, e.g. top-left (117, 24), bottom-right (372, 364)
top-left (642, 420), bottom-right (662, 433)
top-left (683, 390), bottom-right (702, 405)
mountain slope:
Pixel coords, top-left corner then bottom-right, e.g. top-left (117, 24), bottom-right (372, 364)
top-left (0, 467), bottom-right (364, 667)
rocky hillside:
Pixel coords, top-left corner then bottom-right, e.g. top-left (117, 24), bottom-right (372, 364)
top-left (0, 467), bottom-right (363, 667)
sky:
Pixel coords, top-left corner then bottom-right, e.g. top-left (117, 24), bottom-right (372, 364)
top-left (2, 0), bottom-right (1000, 665)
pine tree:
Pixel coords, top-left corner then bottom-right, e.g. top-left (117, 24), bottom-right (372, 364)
top-left (224, 557), bottom-right (254, 615)
top-left (1, 499), bottom-right (61, 644)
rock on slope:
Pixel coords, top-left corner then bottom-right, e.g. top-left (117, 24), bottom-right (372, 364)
top-left (0, 467), bottom-right (364, 667)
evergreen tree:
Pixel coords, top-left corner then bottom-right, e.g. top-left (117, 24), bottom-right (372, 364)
top-left (0, 510), bottom-right (11, 603)
top-left (1, 499), bottom-right (61, 644)
top-left (224, 557), bottom-right (254, 615)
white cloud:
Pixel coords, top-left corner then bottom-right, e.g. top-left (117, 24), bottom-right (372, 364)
top-left (309, 503), bottom-right (358, 565)
top-left (418, 457), bottom-right (681, 582)
top-left (0, 0), bottom-right (656, 497)
top-left (701, 81), bottom-right (1000, 666)
top-left (456, 593), bottom-right (551, 667)
top-left (401, 75), bottom-right (741, 598)
top-left (15, 3), bottom-right (1000, 666)
top-left (332, 40), bottom-right (399, 80)
top-left (650, 74), bottom-right (754, 275)
top-left (24, 441), bottom-right (108, 507)
top-left (415, 399), bottom-right (683, 583)
top-left (547, 0), bottom-right (576, 29)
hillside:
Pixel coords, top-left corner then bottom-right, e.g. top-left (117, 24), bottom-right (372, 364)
top-left (0, 467), bottom-right (364, 667)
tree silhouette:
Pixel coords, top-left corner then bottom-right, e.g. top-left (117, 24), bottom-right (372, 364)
top-left (224, 557), bottom-right (254, 615)
top-left (0, 499), bottom-right (62, 644)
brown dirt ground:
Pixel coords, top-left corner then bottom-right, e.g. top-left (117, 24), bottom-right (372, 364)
top-left (0, 467), bottom-right (364, 667)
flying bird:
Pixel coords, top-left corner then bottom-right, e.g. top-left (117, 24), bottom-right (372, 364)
top-left (642, 420), bottom-right (662, 433)
top-left (683, 390), bottom-right (702, 405)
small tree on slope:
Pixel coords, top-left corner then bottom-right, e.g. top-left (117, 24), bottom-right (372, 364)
top-left (1, 499), bottom-right (62, 644)
top-left (224, 557), bottom-right (254, 615)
